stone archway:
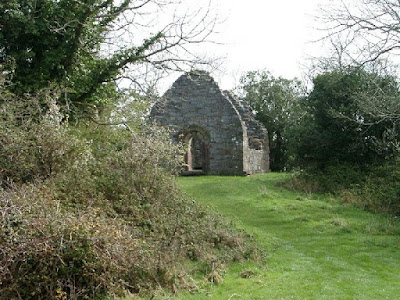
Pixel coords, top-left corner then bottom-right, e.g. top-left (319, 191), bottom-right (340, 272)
top-left (180, 126), bottom-right (210, 174)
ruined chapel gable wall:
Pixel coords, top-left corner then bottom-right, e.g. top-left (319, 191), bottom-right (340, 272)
top-left (150, 71), bottom-right (245, 175)
top-left (226, 93), bottom-right (270, 174)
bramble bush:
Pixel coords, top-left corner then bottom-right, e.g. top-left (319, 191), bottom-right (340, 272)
top-left (0, 87), bottom-right (257, 299)
top-left (339, 161), bottom-right (400, 216)
top-left (286, 162), bottom-right (400, 217)
top-left (0, 89), bottom-right (86, 185)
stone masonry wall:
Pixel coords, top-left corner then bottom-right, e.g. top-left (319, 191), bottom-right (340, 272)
top-left (224, 92), bottom-right (270, 174)
top-left (150, 71), bottom-right (247, 175)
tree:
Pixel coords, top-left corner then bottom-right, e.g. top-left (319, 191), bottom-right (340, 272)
top-left (294, 67), bottom-right (400, 169)
top-left (316, 0), bottom-right (400, 136)
top-left (0, 0), bottom-right (217, 115)
top-left (320, 0), bottom-right (400, 64)
top-left (239, 70), bottom-right (305, 171)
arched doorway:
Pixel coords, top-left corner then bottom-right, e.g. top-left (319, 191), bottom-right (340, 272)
top-left (180, 126), bottom-right (210, 174)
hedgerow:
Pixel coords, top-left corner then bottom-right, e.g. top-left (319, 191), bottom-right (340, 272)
top-left (286, 162), bottom-right (400, 217)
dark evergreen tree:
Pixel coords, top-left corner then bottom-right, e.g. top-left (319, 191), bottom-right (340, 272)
top-left (294, 67), bottom-right (400, 169)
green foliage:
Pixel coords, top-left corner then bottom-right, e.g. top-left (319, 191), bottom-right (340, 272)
top-left (0, 88), bottom-right (87, 185)
top-left (0, 0), bottom-right (170, 115)
top-left (0, 0), bottom-right (217, 116)
top-left (239, 70), bottom-right (305, 171)
top-left (292, 164), bottom-right (365, 193)
top-left (288, 160), bottom-right (400, 216)
top-left (0, 90), bottom-right (253, 298)
top-left (340, 161), bottom-right (400, 215)
top-left (294, 67), bottom-right (400, 169)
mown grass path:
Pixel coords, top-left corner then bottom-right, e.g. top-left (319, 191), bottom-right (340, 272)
top-left (177, 173), bottom-right (400, 299)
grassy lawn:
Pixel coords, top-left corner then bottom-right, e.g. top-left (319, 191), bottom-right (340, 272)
top-left (175, 173), bottom-right (400, 300)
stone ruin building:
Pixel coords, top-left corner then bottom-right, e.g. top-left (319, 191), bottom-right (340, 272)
top-left (150, 71), bottom-right (270, 175)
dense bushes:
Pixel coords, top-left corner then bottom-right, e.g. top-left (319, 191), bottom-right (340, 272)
top-left (0, 91), bottom-right (255, 299)
top-left (289, 162), bottom-right (400, 216)
top-left (0, 89), bottom-right (83, 185)
top-left (340, 161), bottom-right (400, 216)
top-left (1, 185), bottom-right (139, 298)
top-left (283, 67), bottom-right (400, 216)
top-left (293, 68), bottom-right (399, 169)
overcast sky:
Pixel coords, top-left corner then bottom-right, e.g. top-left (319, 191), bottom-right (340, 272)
top-left (211, 0), bottom-right (325, 89)
top-left (157, 0), bottom-right (331, 92)
top-left (133, 0), bottom-right (333, 93)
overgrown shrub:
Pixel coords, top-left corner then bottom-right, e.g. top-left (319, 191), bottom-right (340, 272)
top-left (340, 161), bottom-right (400, 215)
top-left (0, 91), bottom-right (256, 299)
top-left (0, 184), bottom-right (142, 298)
top-left (294, 163), bottom-right (366, 193)
top-left (0, 89), bottom-right (87, 185)
top-left (286, 161), bottom-right (400, 216)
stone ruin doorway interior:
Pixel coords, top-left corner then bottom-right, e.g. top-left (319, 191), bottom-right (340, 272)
top-left (181, 126), bottom-right (210, 175)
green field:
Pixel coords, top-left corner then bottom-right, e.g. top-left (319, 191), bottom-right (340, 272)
top-left (175, 173), bottom-right (400, 299)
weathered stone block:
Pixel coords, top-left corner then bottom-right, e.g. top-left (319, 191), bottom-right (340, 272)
top-left (150, 71), bottom-right (270, 175)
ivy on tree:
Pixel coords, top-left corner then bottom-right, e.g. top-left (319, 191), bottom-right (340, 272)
top-left (0, 0), bottom-right (216, 113)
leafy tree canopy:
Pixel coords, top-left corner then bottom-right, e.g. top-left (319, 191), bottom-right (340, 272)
top-left (239, 70), bottom-right (304, 171)
top-left (295, 67), bottom-right (400, 169)
top-left (0, 0), bottom-right (215, 115)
